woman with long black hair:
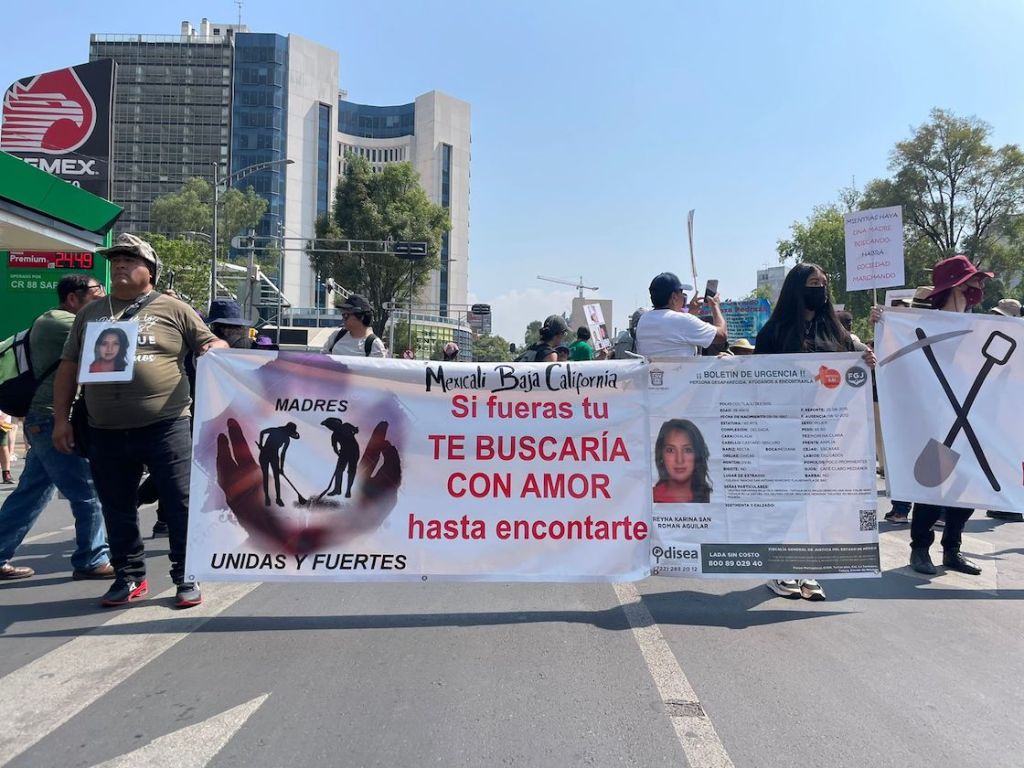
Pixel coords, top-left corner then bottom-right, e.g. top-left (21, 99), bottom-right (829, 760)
top-left (652, 419), bottom-right (712, 503)
top-left (755, 263), bottom-right (874, 601)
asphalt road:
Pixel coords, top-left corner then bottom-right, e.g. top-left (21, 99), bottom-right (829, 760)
top-left (1, 467), bottom-right (1022, 768)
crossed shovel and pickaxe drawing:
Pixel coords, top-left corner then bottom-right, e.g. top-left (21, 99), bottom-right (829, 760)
top-left (879, 328), bottom-right (1017, 491)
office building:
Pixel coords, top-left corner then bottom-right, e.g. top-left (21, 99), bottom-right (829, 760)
top-left (89, 19), bottom-right (338, 308)
top-left (88, 20), bottom-right (468, 319)
top-left (337, 91), bottom-right (470, 317)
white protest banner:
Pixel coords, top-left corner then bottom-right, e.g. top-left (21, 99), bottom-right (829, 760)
top-left (876, 308), bottom-right (1024, 510)
top-left (646, 354), bottom-right (879, 579)
top-left (185, 352), bottom-right (651, 582)
top-left (844, 205), bottom-right (904, 292)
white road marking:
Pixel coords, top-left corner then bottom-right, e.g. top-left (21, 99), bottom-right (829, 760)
top-left (90, 694), bottom-right (269, 768)
top-left (0, 582), bottom-right (259, 768)
top-left (21, 524), bottom-right (75, 545)
top-left (613, 581), bottom-right (735, 768)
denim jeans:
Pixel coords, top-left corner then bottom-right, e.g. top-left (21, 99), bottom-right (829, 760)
top-left (88, 417), bottom-right (192, 583)
top-left (0, 412), bottom-right (109, 570)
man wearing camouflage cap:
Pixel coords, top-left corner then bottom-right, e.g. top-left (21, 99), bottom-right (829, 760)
top-left (52, 234), bottom-right (227, 609)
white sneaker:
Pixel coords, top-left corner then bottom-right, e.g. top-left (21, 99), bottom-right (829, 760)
top-left (799, 579), bottom-right (826, 601)
top-left (766, 579), bottom-right (802, 599)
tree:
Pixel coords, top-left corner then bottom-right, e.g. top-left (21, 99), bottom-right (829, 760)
top-left (144, 234), bottom-right (213, 309)
top-left (776, 198), bottom-right (876, 339)
top-left (866, 109), bottom-right (1024, 262)
top-left (149, 177), bottom-right (270, 260)
top-left (739, 285), bottom-right (774, 302)
top-left (308, 155), bottom-right (449, 336)
top-left (523, 320), bottom-right (542, 348)
top-left (472, 334), bottom-right (512, 362)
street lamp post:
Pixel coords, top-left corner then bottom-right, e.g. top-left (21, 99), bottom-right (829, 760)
top-left (210, 157), bottom-right (293, 303)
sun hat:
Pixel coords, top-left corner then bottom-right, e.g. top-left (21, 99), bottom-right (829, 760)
top-left (924, 255), bottom-right (993, 298)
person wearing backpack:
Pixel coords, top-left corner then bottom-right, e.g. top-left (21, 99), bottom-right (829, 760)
top-left (515, 315), bottom-right (569, 362)
top-left (0, 275), bottom-right (113, 581)
top-left (320, 294), bottom-right (387, 357)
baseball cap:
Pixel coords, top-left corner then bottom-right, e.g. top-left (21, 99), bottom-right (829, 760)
top-left (99, 233), bottom-right (160, 281)
top-left (339, 294), bottom-right (373, 314)
top-left (542, 314), bottom-right (569, 335)
top-left (649, 272), bottom-right (695, 301)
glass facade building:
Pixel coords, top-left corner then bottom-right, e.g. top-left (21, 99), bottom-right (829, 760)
top-left (231, 33), bottom-right (289, 239)
top-left (89, 33), bottom-right (234, 234)
top-left (337, 102), bottom-right (414, 139)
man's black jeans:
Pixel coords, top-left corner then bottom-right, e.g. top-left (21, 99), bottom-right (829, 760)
top-left (910, 503), bottom-right (974, 553)
top-left (89, 417), bottom-right (192, 583)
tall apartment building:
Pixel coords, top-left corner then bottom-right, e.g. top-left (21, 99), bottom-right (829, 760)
top-left (88, 20), bottom-right (467, 315)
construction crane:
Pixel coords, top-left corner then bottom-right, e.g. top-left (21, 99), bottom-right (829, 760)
top-left (537, 275), bottom-right (599, 298)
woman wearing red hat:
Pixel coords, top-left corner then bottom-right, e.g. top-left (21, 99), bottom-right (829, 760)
top-left (872, 254), bottom-right (993, 577)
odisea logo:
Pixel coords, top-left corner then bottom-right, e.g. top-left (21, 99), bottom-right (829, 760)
top-left (1, 68), bottom-right (97, 154)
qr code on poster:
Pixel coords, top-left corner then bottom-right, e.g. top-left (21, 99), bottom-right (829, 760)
top-left (859, 509), bottom-right (877, 532)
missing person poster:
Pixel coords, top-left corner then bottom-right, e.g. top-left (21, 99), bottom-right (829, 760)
top-left (583, 303), bottom-right (612, 351)
top-left (876, 308), bottom-right (1024, 510)
top-left (77, 320), bottom-right (138, 383)
top-left (185, 351), bottom-right (651, 582)
top-left (646, 354), bottom-right (879, 579)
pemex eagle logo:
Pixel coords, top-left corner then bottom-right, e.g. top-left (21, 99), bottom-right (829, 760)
top-left (1, 67), bottom-right (97, 154)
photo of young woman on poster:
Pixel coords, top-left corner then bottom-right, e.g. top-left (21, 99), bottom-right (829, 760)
top-left (78, 321), bottom-right (138, 384)
top-left (652, 419), bottom-right (712, 503)
top-left (89, 327), bottom-right (130, 373)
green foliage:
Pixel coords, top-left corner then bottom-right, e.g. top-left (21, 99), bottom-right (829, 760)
top-left (308, 155), bottom-right (449, 336)
top-left (149, 177), bottom-right (269, 261)
top-left (473, 334), bottom-right (512, 362)
top-left (780, 108), bottom-right (1024, 320)
top-left (871, 109), bottom-right (1024, 260)
top-left (524, 320), bottom-right (542, 347)
top-left (739, 285), bottom-right (774, 302)
top-left (145, 234), bottom-right (212, 309)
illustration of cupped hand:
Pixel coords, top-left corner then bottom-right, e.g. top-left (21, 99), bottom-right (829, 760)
top-left (217, 418), bottom-right (306, 553)
top-left (216, 417), bottom-right (402, 555)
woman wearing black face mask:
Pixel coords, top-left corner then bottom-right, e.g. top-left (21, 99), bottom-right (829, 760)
top-left (754, 262), bottom-right (874, 602)
top-left (754, 263), bottom-right (866, 356)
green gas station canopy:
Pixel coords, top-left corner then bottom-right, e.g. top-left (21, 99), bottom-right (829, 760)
top-left (0, 151), bottom-right (122, 252)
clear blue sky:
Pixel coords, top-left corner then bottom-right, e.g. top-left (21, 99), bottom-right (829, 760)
top-left (4, 1), bottom-right (1023, 342)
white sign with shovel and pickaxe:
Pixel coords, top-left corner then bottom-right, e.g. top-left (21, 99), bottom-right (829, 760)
top-left (876, 308), bottom-right (1024, 510)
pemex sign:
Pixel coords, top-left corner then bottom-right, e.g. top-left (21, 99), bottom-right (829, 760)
top-left (1, 59), bottom-right (115, 199)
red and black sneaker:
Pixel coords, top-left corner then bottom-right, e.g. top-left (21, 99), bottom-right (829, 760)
top-left (175, 582), bottom-right (203, 609)
top-left (100, 578), bottom-right (148, 607)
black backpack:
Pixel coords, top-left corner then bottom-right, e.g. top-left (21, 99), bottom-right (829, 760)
top-left (0, 319), bottom-right (60, 417)
top-left (513, 343), bottom-right (550, 363)
top-left (327, 329), bottom-right (378, 356)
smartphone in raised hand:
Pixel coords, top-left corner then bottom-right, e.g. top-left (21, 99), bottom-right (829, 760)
top-left (704, 279), bottom-right (719, 300)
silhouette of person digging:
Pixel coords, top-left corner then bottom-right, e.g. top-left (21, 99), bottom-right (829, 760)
top-left (257, 423), bottom-right (301, 507)
top-left (321, 418), bottom-right (360, 498)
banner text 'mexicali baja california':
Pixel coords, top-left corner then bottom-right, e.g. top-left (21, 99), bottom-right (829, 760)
top-left (185, 352), bottom-right (651, 582)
